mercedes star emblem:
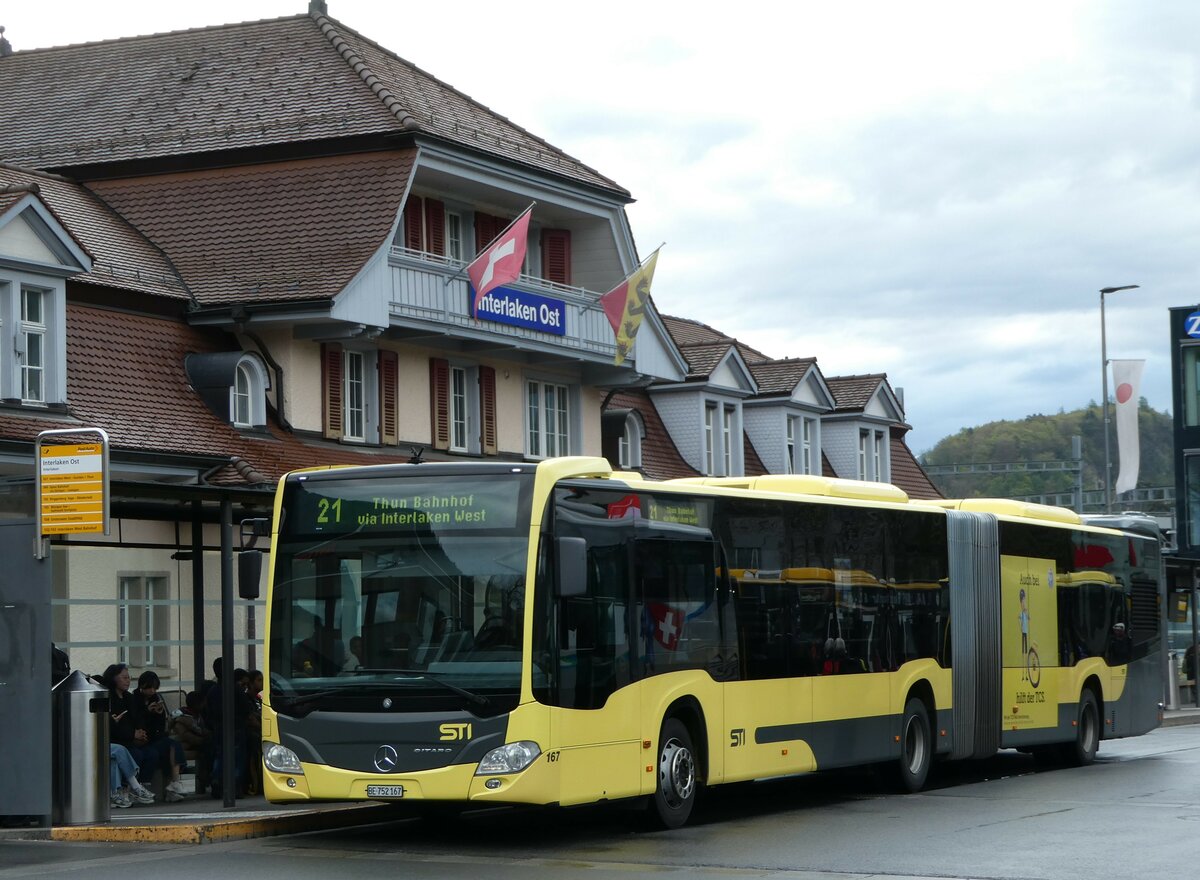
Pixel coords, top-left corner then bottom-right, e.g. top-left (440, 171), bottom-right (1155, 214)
top-left (373, 744), bottom-right (399, 773)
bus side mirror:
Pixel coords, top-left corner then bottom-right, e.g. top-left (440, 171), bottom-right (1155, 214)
top-left (239, 550), bottom-right (263, 600)
top-left (555, 537), bottom-right (587, 598)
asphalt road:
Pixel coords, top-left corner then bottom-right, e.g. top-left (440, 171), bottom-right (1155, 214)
top-left (4, 724), bottom-right (1199, 880)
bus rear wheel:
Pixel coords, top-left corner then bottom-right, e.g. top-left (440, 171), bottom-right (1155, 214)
top-left (895, 697), bottom-right (932, 793)
top-left (1064, 689), bottom-right (1100, 766)
top-left (647, 718), bottom-right (697, 829)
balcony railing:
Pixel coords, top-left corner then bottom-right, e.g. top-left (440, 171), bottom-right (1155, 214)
top-left (387, 246), bottom-right (620, 362)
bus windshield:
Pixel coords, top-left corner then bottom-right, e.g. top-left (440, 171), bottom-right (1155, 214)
top-left (267, 471), bottom-right (533, 711)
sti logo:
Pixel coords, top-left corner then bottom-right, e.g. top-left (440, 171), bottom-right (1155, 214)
top-left (1187, 310), bottom-right (1200, 339)
top-left (439, 723), bottom-right (473, 741)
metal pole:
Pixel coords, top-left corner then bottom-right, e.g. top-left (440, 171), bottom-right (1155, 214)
top-left (1072, 435), bottom-right (1083, 513)
top-left (191, 501), bottom-right (205, 692)
top-left (1192, 567), bottom-right (1200, 708)
top-left (1101, 290), bottom-right (1111, 514)
top-left (220, 496), bottom-right (236, 807)
top-left (1099, 285), bottom-right (1139, 514)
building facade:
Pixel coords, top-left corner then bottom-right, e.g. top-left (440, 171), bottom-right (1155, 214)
top-left (0, 5), bottom-right (938, 696)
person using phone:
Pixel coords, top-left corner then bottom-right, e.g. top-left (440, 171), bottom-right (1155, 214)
top-left (134, 670), bottom-right (187, 800)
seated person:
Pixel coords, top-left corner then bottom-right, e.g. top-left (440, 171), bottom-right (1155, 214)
top-left (109, 744), bottom-right (155, 809)
top-left (170, 691), bottom-right (213, 794)
top-left (134, 670), bottom-right (188, 801)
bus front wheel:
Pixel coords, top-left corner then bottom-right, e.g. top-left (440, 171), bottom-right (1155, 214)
top-left (647, 718), bottom-right (697, 829)
top-left (895, 697), bottom-right (932, 793)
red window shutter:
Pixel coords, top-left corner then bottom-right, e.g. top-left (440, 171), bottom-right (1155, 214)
top-left (474, 213), bottom-right (496, 253)
top-left (403, 196), bottom-right (424, 251)
top-left (322, 342), bottom-right (344, 440)
top-left (429, 357), bottom-right (451, 451)
top-left (424, 199), bottom-right (445, 257)
top-left (541, 229), bottom-right (571, 285)
top-left (379, 349), bottom-right (399, 445)
top-left (479, 366), bottom-right (497, 456)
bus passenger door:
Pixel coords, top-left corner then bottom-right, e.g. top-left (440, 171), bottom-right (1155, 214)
top-left (549, 594), bottom-right (643, 806)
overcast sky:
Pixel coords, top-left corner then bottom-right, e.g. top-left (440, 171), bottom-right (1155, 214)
top-left (4, 1), bottom-right (1194, 453)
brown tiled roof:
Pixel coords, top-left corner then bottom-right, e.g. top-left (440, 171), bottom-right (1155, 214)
top-left (679, 342), bottom-right (734, 379)
top-left (660, 314), bottom-right (771, 363)
top-left (748, 359), bottom-right (816, 396)
top-left (604, 389), bottom-right (700, 481)
top-left (889, 429), bottom-right (942, 500)
top-left (86, 151), bottom-right (415, 305)
top-left (826, 373), bottom-right (886, 413)
top-left (323, 18), bottom-right (624, 194)
top-left (0, 303), bottom-right (422, 483)
top-left (0, 13), bottom-right (624, 195)
top-left (0, 165), bottom-right (187, 299)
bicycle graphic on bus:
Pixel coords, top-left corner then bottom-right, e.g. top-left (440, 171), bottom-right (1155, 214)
top-left (1019, 588), bottom-right (1041, 687)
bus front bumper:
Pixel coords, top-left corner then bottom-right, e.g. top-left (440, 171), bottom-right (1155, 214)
top-left (263, 753), bottom-right (561, 806)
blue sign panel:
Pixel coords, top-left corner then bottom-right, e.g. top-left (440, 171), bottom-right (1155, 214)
top-left (474, 286), bottom-right (566, 336)
top-left (1187, 310), bottom-right (1200, 339)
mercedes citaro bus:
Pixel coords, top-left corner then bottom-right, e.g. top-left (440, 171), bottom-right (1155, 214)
top-left (260, 457), bottom-right (1163, 827)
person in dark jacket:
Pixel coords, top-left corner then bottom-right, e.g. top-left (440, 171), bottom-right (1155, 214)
top-left (206, 657), bottom-right (254, 797)
top-left (101, 663), bottom-right (186, 800)
top-left (133, 670), bottom-right (187, 800)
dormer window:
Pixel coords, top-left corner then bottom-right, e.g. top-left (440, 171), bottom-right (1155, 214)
top-left (0, 193), bottom-right (88, 409)
top-left (231, 355), bottom-right (269, 428)
top-left (185, 351), bottom-right (270, 430)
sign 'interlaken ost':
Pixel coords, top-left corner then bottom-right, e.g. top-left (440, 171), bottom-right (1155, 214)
top-left (475, 286), bottom-right (566, 335)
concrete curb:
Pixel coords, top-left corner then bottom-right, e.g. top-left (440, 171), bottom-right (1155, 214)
top-left (46, 802), bottom-right (406, 845)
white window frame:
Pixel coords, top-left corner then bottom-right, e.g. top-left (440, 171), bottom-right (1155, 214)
top-left (858, 430), bottom-right (869, 480)
top-left (618, 412), bottom-right (644, 470)
top-left (802, 416), bottom-right (815, 475)
top-left (344, 350), bottom-right (366, 442)
top-left (786, 416), bottom-right (797, 474)
top-left (20, 286), bottom-right (46, 403)
top-left (722, 406), bottom-right (734, 476)
top-left (873, 431), bottom-right (886, 482)
top-left (0, 273), bottom-right (65, 406)
top-left (118, 574), bottom-right (170, 668)
top-left (704, 404), bottom-right (716, 475)
top-left (451, 365), bottom-right (469, 452)
top-left (228, 354), bottom-right (270, 428)
top-left (446, 212), bottom-right (464, 262)
top-left (526, 378), bottom-right (573, 459)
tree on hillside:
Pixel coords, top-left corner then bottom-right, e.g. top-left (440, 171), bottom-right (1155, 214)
top-left (921, 402), bottom-right (1173, 512)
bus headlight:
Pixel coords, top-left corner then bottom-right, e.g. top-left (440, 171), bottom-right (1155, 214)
top-left (475, 741), bottom-right (541, 775)
top-left (263, 742), bottom-right (305, 775)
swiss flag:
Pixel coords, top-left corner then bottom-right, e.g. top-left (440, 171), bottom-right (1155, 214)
top-left (468, 207), bottom-right (533, 318)
top-left (647, 602), bottom-right (683, 651)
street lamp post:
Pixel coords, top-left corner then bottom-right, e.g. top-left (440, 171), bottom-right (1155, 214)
top-left (1100, 284), bottom-right (1139, 513)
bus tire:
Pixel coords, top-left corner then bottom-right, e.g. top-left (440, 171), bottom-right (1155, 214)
top-left (1064, 689), bottom-right (1100, 766)
top-left (895, 697), bottom-right (932, 793)
top-left (647, 718), bottom-right (698, 829)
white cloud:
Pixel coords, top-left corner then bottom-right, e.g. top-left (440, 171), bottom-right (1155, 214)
top-left (6, 0), bottom-right (1197, 455)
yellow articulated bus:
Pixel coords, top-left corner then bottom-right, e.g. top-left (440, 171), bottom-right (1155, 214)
top-left (259, 457), bottom-right (1164, 827)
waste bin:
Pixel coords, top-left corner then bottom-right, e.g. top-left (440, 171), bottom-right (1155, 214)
top-left (52, 670), bottom-right (110, 825)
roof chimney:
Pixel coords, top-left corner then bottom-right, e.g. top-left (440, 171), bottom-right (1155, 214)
top-left (308, 1), bottom-right (328, 16)
top-left (0, 27), bottom-right (13, 58)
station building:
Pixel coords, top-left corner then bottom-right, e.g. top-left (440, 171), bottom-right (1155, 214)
top-left (0, 3), bottom-right (938, 702)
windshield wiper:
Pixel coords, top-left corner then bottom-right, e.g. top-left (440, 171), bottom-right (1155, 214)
top-left (346, 667), bottom-right (490, 708)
